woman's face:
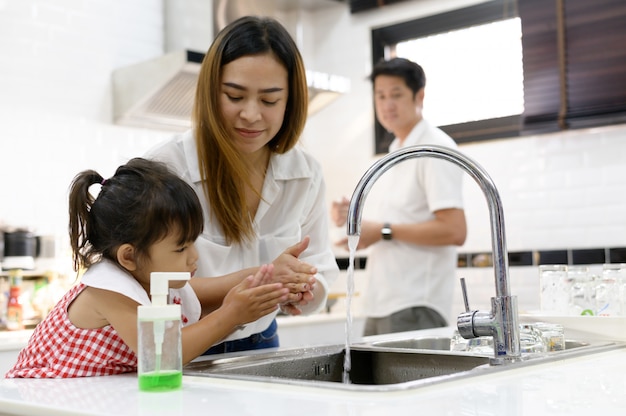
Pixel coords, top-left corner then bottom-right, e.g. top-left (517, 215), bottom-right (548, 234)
top-left (219, 53), bottom-right (289, 155)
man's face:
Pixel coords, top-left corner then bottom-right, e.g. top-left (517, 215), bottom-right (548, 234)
top-left (373, 74), bottom-right (423, 139)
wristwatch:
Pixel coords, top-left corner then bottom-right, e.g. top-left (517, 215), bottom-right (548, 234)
top-left (381, 223), bottom-right (392, 240)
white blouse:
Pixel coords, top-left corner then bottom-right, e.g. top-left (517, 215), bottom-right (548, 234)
top-left (145, 130), bottom-right (339, 340)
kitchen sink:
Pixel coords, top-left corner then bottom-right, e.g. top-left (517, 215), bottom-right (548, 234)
top-left (183, 336), bottom-right (623, 392)
top-left (184, 344), bottom-right (492, 391)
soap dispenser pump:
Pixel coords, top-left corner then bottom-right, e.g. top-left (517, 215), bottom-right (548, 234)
top-left (137, 272), bottom-right (190, 391)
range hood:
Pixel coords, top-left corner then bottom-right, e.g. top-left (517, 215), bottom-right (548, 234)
top-left (113, 50), bottom-right (204, 131)
top-left (112, 0), bottom-right (349, 131)
top-left (113, 51), bottom-right (349, 132)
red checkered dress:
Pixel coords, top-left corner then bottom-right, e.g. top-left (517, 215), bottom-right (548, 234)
top-left (5, 283), bottom-right (137, 378)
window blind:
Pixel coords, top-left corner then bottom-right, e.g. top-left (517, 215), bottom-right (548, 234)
top-left (519, 0), bottom-right (626, 133)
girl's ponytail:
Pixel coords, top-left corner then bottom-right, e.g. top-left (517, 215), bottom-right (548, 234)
top-left (68, 170), bottom-right (104, 271)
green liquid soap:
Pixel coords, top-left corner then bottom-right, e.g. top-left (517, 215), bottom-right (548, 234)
top-left (138, 370), bottom-right (182, 391)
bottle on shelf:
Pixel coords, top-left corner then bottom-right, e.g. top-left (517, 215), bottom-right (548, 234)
top-left (6, 268), bottom-right (25, 331)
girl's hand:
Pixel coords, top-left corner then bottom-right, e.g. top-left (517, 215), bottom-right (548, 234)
top-left (222, 264), bottom-right (289, 326)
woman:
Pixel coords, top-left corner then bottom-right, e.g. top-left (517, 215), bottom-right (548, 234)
top-left (146, 16), bottom-right (339, 353)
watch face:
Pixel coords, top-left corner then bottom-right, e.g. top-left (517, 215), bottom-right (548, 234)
top-left (382, 224), bottom-right (392, 240)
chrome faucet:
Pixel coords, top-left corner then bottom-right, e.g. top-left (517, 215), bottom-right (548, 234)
top-left (346, 144), bottom-right (521, 364)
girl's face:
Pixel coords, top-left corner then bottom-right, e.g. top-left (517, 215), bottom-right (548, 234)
top-left (135, 230), bottom-right (199, 290)
top-left (219, 53), bottom-right (289, 155)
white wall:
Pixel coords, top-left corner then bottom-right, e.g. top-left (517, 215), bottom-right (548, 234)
top-left (0, 0), bottom-right (172, 240)
top-left (2, 0), bottom-right (626, 316)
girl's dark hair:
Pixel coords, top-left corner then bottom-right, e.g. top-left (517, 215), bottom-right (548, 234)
top-left (369, 57), bottom-right (426, 95)
top-left (68, 158), bottom-right (204, 271)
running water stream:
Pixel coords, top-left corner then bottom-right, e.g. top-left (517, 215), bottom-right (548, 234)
top-left (342, 235), bottom-right (360, 384)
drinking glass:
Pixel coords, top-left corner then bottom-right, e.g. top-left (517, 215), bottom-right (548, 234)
top-left (619, 272), bottom-right (626, 317)
top-left (596, 264), bottom-right (623, 316)
top-left (450, 330), bottom-right (493, 354)
top-left (532, 322), bottom-right (565, 352)
top-left (449, 329), bottom-right (469, 352)
top-left (568, 266), bottom-right (595, 316)
top-left (519, 324), bottom-right (547, 354)
top-left (466, 336), bottom-right (494, 354)
top-left (539, 265), bottom-right (569, 315)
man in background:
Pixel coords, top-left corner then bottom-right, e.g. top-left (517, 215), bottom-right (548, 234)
top-left (331, 57), bottom-right (467, 336)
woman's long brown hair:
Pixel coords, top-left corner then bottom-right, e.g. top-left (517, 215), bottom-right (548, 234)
top-left (192, 16), bottom-right (308, 245)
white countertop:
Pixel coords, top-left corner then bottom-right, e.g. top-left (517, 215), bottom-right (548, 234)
top-left (0, 331), bottom-right (33, 352)
top-left (1, 324), bottom-right (625, 416)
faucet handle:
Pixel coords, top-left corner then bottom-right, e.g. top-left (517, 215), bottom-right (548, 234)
top-left (457, 277), bottom-right (477, 339)
top-left (460, 277), bottom-right (470, 312)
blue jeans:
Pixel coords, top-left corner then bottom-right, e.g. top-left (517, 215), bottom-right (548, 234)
top-left (202, 319), bottom-right (279, 355)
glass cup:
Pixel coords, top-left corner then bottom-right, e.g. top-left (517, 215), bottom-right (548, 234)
top-left (450, 329), bottom-right (469, 352)
top-left (539, 265), bottom-right (569, 315)
top-left (619, 273), bottom-right (626, 317)
top-left (532, 322), bottom-right (565, 352)
top-left (452, 323), bottom-right (559, 356)
top-left (466, 336), bottom-right (494, 354)
top-left (450, 330), bottom-right (493, 354)
top-left (519, 324), bottom-right (547, 354)
top-left (595, 264), bottom-right (623, 317)
top-left (568, 266), bottom-right (595, 316)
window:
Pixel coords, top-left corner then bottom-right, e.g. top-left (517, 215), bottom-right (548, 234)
top-left (371, 0), bottom-right (626, 153)
top-left (395, 17), bottom-right (523, 127)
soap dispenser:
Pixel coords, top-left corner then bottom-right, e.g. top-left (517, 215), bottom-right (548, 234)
top-left (137, 272), bottom-right (190, 391)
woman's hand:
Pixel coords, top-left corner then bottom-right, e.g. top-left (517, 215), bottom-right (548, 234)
top-left (271, 236), bottom-right (317, 314)
top-left (278, 289), bottom-right (314, 316)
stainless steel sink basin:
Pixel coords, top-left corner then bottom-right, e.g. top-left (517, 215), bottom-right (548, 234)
top-left (183, 337), bottom-right (623, 392)
top-left (184, 344), bottom-right (492, 391)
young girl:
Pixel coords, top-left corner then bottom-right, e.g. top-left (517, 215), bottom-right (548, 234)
top-left (5, 158), bottom-right (289, 378)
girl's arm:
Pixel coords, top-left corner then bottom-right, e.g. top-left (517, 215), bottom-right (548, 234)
top-left (82, 265), bottom-right (288, 366)
top-left (181, 264), bottom-right (288, 364)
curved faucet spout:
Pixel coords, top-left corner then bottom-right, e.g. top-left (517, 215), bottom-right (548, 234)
top-left (346, 144), bottom-right (521, 363)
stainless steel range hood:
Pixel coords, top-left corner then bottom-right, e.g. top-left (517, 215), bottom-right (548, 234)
top-left (112, 50), bottom-right (349, 131)
top-left (112, 0), bottom-right (349, 131)
top-left (112, 50), bottom-right (204, 131)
